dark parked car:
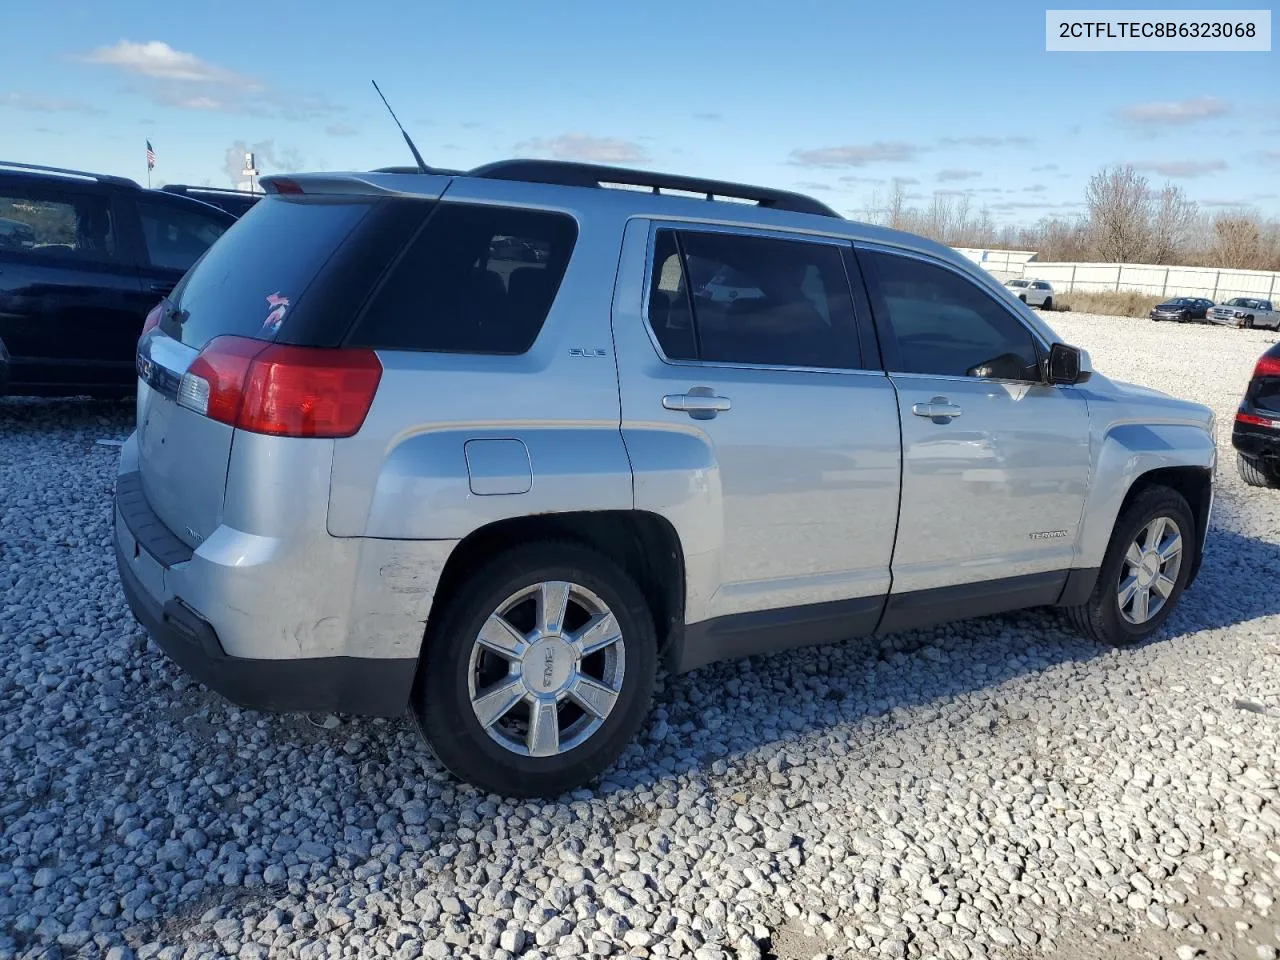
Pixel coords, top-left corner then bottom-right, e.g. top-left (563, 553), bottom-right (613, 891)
top-left (160, 184), bottom-right (261, 218)
top-left (1233, 342), bottom-right (1280, 488)
top-left (0, 162), bottom-right (236, 397)
top-left (1149, 297), bottom-right (1214, 323)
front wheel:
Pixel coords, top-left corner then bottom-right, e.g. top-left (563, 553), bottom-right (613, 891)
top-left (413, 541), bottom-right (657, 798)
top-left (1066, 486), bottom-right (1195, 646)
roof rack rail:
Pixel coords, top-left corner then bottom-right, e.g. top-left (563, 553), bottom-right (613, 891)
top-left (0, 160), bottom-right (138, 188)
top-left (371, 164), bottom-right (466, 176)
top-left (468, 159), bottom-right (840, 218)
top-left (161, 183), bottom-right (257, 197)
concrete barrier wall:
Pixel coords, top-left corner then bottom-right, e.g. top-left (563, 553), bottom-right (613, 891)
top-left (960, 250), bottom-right (1280, 303)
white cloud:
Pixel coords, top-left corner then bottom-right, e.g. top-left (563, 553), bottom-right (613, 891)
top-left (326, 123), bottom-right (359, 137)
top-left (936, 168), bottom-right (981, 182)
top-left (515, 133), bottom-right (647, 164)
top-left (1117, 96), bottom-right (1231, 127)
top-left (790, 141), bottom-right (921, 167)
top-left (937, 135), bottom-right (1033, 148)
top-left (77, 40), bottom-right (258, 88)
top-left (74, 39), bottom-right (339, 120)
top-left (1134, 159), bottom-right (1227, 178)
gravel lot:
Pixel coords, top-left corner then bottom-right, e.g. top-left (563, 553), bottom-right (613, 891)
top-left (2, 313), bottom-right (1279, 960)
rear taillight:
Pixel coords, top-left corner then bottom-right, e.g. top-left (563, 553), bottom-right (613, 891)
top-left (1253, 354), bottom-right (1280, 380)
top-left (271, 179), bottom-right (305, 195)
top-left (178, 336), bottom-right (381, 438)
top-left (140, 301), bottom-right (164, 341)
top-left (1237, 410), bottom-right (1278, 427)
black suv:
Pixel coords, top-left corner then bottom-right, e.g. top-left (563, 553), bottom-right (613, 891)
top-left (1233, 341), bottom-right (1280, 488)
top-left (0, 162), bottom-right (237, 397)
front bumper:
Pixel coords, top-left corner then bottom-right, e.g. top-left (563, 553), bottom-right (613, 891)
top-left (113, 475), bottom-right (418, 717)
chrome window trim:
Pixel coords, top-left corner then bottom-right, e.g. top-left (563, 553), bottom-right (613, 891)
top-left (639, 219), bottom-right (881, 378)
top-left (853, 241), bottom-right (1053, 381)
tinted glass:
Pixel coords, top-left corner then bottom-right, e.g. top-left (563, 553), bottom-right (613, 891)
top-left (0, 191), bottom-right (115, 260)
top-left (138, 202), bottom-right (229, 271)
top-left (868, 251), bottom-right (1040, 381)
top-left (170, 196), bottom-right (373, 348)
top-left (653, 230), bottom-right (861, 369)
top-left (352, 203), bottom-right (577, 354)
top-left (647, 231), bottom-right (697, 360)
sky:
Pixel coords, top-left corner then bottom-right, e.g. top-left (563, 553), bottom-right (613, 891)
top-left (2, 0), bottom-right (1278, 227)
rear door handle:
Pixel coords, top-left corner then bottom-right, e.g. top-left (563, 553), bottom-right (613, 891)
top-left (663, 390), bottom-right (731, 419)
top-left (148, 281), bottom-right (176, 294)
top-left (912, 397), bottom-right (963, 422)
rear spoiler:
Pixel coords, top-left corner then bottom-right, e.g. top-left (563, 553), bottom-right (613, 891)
top-left (259, 172), bottom-right (455, 199)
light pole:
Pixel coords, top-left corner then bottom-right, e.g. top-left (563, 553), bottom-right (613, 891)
top-left (241, 151), bottom-right (259, 194)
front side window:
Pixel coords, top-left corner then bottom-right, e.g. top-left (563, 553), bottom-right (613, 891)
top-left (0, 191), bottom-right (115, 261)
top-left (646, 228), bottom-right (862, 370)
top-left (866, 250), bottom-right (1040, 381)
top-left (138, 202), bottom-right (229, 272)
top-left (352, 203), bottom-right (577, 355)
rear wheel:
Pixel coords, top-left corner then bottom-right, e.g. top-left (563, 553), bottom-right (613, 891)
top-left (413, 541), bottom-right (657, 798)
top-left (1238, 453), bottom-right (1280, 488)
top-left (1018, 294), bottom-right (1027, 303)
top-left (1066, 486), bottom-right (1194, 646)
top-left (1042, 297), bottom-right (1053, 311)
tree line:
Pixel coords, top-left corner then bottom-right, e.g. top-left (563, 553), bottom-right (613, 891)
top-left (861, 165), bottom-right (1280, 271)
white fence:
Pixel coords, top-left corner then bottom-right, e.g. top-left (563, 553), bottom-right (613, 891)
top-left (960, 249), bottom-right (1280, 303)
top-left (954, 248), bottom-right (1039, 272)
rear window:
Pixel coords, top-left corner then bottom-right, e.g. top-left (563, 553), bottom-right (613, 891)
top-left (167, 196), bottom-right (374, 348)
top-left (348, 203), bottom-right (578, 355)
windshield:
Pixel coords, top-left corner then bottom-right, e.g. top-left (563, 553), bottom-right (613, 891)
top-left (1006, 280), bottom-right (1028, 288)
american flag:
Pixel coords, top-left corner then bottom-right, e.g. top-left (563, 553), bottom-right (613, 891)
top-left (146, 140), bottom-right (156, 170)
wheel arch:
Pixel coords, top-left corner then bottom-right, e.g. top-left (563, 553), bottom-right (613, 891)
top-left (422, 510), bottom-right (687, 661)
top-left (1078, 424), bottom-right (1215, 586)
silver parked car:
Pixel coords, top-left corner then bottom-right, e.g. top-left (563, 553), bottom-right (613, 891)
top-left (1207, 297), bottom-right (1278, 330)
top-left (116, 159), bottom-right (1216, 797)
top-left (1003, 277), bottom-right (1055, 309)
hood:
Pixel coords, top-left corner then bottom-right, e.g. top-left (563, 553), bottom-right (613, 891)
top-left (1082, 372), bottom-right (1215, 430)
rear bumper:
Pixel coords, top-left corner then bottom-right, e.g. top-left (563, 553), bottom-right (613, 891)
top-left (114, 535), bottom-right (414, 715)
top-left (112, 457), bottom-right (427, 716)
top-left (1233, 421), bottom-right (1280, 461)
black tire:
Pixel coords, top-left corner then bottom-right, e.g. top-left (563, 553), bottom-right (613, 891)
top-left (1244, 316), bottom-right (1255, 329)
top-left (412, 540), bottom-right (657, 798)
top-left (1066, 485), bottom-right (1195, 647)
top-left (1042, 297), bottom-right (1053, 311)
top-left (1018, 294), bottom-right (1027, 303)
top-left (1238, 453), bottom-right (1280, 488)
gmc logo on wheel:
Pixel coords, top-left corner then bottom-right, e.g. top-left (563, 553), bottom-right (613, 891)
top-left (541, 648), bottom-right (556, 688)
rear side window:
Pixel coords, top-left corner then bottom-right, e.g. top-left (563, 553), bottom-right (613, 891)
top-left (350, 204), bottom-right (578, 355)
top-left (646, 228), bottom-right (862, 370)
top-left (169, 196), bottom-right (373, 348)
top-left (137, 202), bottom-right (229, 272)
top-left (0, 190), bottom-right (116, 261)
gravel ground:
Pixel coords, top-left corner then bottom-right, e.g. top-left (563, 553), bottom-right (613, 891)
top-left (2, 313), bottom-right (1279, 960)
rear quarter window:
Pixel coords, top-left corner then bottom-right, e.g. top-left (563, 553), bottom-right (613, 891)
top-left (348, 203), bottom-right (578, 355)
top-left (168, 196), bottom-right (374, 348)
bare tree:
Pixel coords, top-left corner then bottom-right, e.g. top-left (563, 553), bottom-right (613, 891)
top-left (1148, 184), bottom-right (1197, 264)
top-left (1212, 211), bottom-right (1263, 269)
top-left (1084, 165), bottom-right (1152, 262)
top-left (885, 178), bottom-right (907, 231)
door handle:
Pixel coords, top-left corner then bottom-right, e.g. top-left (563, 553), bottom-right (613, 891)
top-left (663, 389), bottom-right (731, 419)
top-left (912, 397), bottom-right (963, 422)
top-left (148, 282), bottom-right (176, 294)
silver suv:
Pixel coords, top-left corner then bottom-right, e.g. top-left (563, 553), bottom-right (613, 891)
top-left (115, 160), bottom-right (1216, 797)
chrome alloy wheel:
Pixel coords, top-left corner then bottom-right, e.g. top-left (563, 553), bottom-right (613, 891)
top-left (467, 581), bottom-right (626, 757)
top-left (1117, 515), bottom-right (1183, 625)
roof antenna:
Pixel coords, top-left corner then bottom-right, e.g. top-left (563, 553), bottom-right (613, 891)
top-left (371, 79), bottom-right (429, 174)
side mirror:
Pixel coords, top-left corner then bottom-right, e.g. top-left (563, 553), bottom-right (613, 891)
top-left (1045, 342), bottom-right (1090, 385)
